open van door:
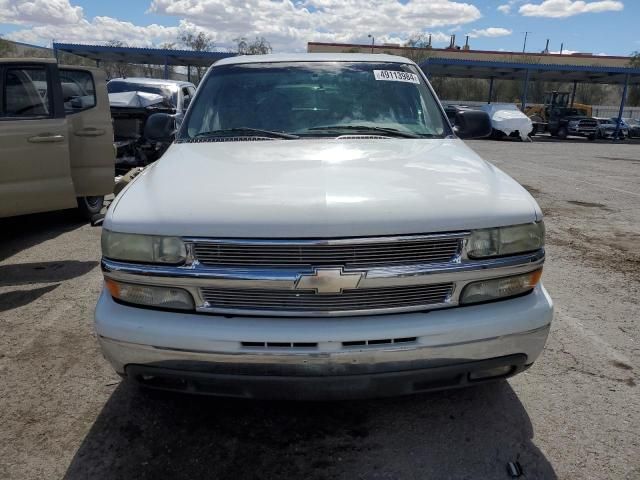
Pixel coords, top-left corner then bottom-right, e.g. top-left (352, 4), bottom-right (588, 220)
top-left (0, 60), bottom-right (76, 218)
top-left (58, 66), bottom-right (115, 211)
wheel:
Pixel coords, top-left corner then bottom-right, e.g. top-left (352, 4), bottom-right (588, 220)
top-left (77, 196), bottom-right (104, 220)
top-left (491, 129), bottom-right (505, 140)
top-left (557, 127), bottom-right (568, 139)
top-left (587, 134), bottom-right (596, 141)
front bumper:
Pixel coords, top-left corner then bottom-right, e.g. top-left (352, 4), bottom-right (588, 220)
top-left (568, 127), bottom-right (597, 137)
top-left (95, 284), bottom-right (553, 399)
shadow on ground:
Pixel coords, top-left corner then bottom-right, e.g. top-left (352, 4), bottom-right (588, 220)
top-left (65, 380), bottom-right (556, 480)
top-left (0, 210), bottom-right (86, 262)
top-left (0, 260), bottom-right (98, 312)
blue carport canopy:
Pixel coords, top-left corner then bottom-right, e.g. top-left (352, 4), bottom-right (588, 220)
top-left (420, 57), bottom-right (640, 140)
top-left (53, 42), bottom-right (236, 80)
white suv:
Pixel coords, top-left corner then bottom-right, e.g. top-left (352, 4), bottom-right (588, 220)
top-left (95, 54), bottom-right (552, 399)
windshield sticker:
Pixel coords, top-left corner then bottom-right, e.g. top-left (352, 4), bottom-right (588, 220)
top-left (373, 70), bottom-right (420, 84)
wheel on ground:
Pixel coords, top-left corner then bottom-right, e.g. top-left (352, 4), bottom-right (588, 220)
top-left (557, 127), bottom-right (568, 139)
top-left (491, 129), bottom-right (505, 140)
top-left (77, 196), bottom-right (104, 220)
top-left (587, 134), bottom-right (596, 141)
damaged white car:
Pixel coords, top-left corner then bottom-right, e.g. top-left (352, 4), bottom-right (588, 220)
top-left (481, 103), bottom-right (534, 141)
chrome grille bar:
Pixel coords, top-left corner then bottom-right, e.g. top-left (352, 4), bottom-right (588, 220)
top-left (191, 234), bottom-right (463, 268)
top-left (200, 283), bottom-right (454, 315)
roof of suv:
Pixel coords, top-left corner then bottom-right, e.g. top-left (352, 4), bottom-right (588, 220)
top-left (214, 53), bottom-right (415, 67)
top-left (108, 77), bottom-right (194, 87)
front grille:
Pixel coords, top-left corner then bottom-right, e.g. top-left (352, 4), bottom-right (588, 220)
top-left (192, 236), bottom-right (462, 268)
top-left (200, 283), bottom-right (454, 315)
top-left (578, 120), bottom-right (597, 128)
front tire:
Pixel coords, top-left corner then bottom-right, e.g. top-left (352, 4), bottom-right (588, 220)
top-left (77, 196), bottom-right (104, 220)
top-left (557, 127), bottom-right (568, 139)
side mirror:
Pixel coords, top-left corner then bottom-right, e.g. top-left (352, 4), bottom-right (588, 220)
top-left (453, 110), bottom-right (492, 139)
top-left (144, 113), bottom-right (176, 142)
top-left (183, 97), bottom-right (191, 109)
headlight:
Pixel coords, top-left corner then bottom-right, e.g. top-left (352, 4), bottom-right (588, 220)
top-left (568, 121), bottom-right (578, 128)
top-left (105, 278), bottom-right (195, 310)
top-left (460, 269), bottom-right (542, 305)
top-left (102, 230), bottom-right (186, 264)
top-left (467, 222), bottom-right (544, 259)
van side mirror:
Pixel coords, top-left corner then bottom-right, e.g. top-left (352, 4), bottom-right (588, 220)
top-left (454, 110), bottom-right (492, 139)
top-left (144, 113), bottom-right (176, 142)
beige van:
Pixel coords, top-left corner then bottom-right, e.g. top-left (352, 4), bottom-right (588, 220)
top-left (0, 58), bottom-right (114, 219)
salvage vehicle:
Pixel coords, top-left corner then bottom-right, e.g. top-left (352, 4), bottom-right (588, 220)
top-left (622, 118), bottom-right (640, 138)
top-left (595, 117), bottom-right (628, 140)
top-left (479, 103), bottom-right (533, 140)
top-left (443, 104), bottom-right (490, 127)
top-left (0, 58), bottom-right (114, 218)
top-left (525, 91), bottom-right (592, 135)
top-left (107, 78), bottom-right (196, 174)
top-left (548, 111), bottom-right (598, 140)
top-left (95, 54), bottom-right (553, 400)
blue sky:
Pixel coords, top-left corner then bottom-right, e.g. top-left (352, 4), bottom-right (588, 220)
top-left (1, 0), bottom-right (638, 56)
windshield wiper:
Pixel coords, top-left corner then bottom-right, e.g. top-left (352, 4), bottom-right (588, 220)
top-left (193, 127), bottom-right (299, 139)
top-left (304, 125), bottom-right (421, 138)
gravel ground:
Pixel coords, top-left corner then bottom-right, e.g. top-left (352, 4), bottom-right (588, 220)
top-left (0, 139), bottom-right (638, 480)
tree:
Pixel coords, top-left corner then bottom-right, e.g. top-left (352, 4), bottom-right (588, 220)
top-left (401, 33), bottom-right (434, 63)
top-left (234, 36), bottom-right (272, 55)
top-left (178, 28), bottom-right (215, 83)
top-left (0, 36), bottom-right (16, 57)
top-left (102, 40), bottom-right (134, 79)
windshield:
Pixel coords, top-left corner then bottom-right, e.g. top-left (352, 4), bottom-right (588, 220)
top-left (182, 61), bottom-right (448, 139)
top-left (107, 81), bottom-right (178, 107)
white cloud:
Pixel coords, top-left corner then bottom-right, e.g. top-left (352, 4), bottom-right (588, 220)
top-left (2, 0), bottom-right (484, 52)
top-left (147, 0), bottom-right (482, 51)
top-left (468, 27), bottom-right (512, 38)
top-left (497, 0), bottom-right (526, 14)
top-left (550, 49), bottom-right (578, 54)
top-left (519, 0), bottom-right (624, 18)
top-left (0, 0), bottom-right (83, 25)
top-left (7, 17), bottom-right (184, 47)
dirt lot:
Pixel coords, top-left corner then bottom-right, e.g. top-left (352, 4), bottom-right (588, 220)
top-left (0, 139), bottom-right (638, 480)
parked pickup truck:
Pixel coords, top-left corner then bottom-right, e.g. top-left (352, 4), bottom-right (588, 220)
top-left (0, 58), bottom-right (115, 218)
top-left (548, 110), bottom-right (598, 140)
top-left (96, 54), bottom-right (553, 400)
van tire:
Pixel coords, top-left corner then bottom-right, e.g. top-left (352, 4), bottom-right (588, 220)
top-left (77, 196), bottom-right (104, 220)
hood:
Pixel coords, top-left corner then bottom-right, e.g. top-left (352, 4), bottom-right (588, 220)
top-left (107, 138), bottom-right (541, 238)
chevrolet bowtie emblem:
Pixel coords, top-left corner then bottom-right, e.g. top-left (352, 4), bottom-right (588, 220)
top-left (295, 268), bottom-right (364, 294)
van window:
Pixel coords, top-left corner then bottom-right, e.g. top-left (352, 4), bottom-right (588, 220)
top-left (3, 67), bottom-right (50, 118)
top-left (59, 69), bottom-right (96, 113)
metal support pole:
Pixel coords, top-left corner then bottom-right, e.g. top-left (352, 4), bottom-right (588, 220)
top-left (520, 69), bottom-right (530, 111)
top-left (164, 57), bottom-right (169, 80)
top-left (613, 74), bottom-right (629, 141)
top-left (488, 77), bottom-right (494, 104)
top-left (570, 81), bottom-right (577, 107)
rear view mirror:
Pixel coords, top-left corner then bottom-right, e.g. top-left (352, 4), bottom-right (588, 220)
top-left (454, 110), bottom-right (492, 139)
top-left (144, 113), bottom-right (176, 142)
